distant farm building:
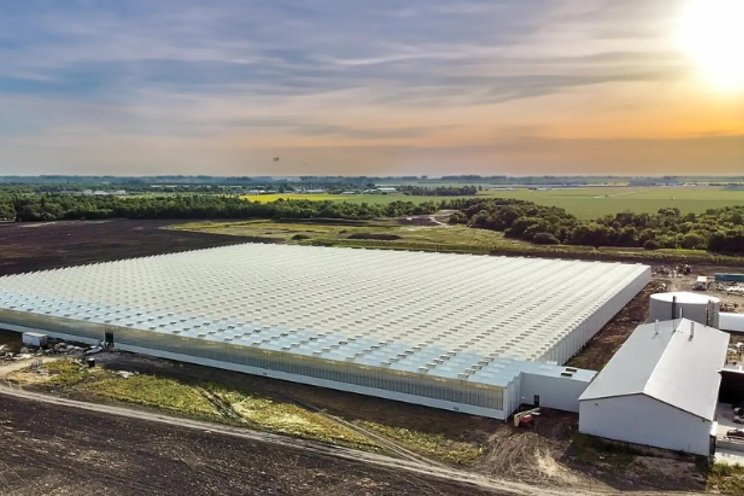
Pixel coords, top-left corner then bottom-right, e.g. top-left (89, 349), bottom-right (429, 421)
top-left (0, 245), bottom-right (650, 419)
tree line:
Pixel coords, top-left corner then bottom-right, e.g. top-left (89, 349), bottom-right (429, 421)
top-left (447, 198), bottom-right (744, 253)
top-left (3, 193), bottom-right (744, 254)
top-left (3, 194), bottom-right (438, 222)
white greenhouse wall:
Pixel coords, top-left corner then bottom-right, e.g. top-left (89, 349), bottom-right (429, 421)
top-left (119, 343), bottom-right (510, 419)
top-left (538, 266), bottom-right (651, 364)
top-left (520, 372), bottom-right (591, 412)
top-left (579, 394), bottom-right (712, 456)
top-left (0, 314), bottom-right (512, 419)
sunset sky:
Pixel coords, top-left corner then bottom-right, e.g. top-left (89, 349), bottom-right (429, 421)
top-left (1, 0), bottom-right (742, 176)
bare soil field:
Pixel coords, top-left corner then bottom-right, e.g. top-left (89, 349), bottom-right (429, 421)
top-left (0, 395), bottom-right (496, 496)
top-left (0, 219), bottom-right (253, 276)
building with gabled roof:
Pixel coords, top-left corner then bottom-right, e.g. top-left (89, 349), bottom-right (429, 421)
top-left (579, 318), bottom-right (729, 455)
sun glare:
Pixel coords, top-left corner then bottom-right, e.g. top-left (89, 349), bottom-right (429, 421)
top-left (678, 0), bottom-right (744, 92)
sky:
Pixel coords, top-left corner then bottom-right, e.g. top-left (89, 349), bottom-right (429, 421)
top-left (0, 0), bottom-right (742, 176)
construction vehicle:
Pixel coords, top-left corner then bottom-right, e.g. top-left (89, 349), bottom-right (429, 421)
top-left (513, 408), bottom-right (541, 427)
top-left (693, 276), bottom-right (708, 290)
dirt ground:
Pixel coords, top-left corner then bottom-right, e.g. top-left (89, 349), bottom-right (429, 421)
top-left (570, 263), bottom-right (744, 372)
top-left (0, 219), bottom-right (253, 276)
top-left (86, 351), bottom-right (705, 493)
top-left (0, 395), bottom-right (499, 496)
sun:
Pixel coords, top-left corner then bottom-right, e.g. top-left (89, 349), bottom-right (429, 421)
top-left (677, 0), bottom-right (744, 91)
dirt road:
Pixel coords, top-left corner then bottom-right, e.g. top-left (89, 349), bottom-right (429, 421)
top-left (0, 385), bottom-right (703, 496)
top-left (0, 385), bottom-right (541, 496)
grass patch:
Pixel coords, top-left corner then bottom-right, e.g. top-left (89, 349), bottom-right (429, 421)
top-left (477, 186), bottom-right (744, 219)
top-left (41, 359), bottom-right (92, 385)
top-left (204, 384), bottom-right (379, 450)
top-left (172, 219), bottom-right (744, 266)
top-left (570, 433), bottom-right (641, 468)
top-left (80, 374), bottom-right (218, 417)
top-left (14, 360), bottom-right (380, 451)
top-left (708, 463), bottom-right (744, 495)
top-left (359, 421), bottom-right (485, 465)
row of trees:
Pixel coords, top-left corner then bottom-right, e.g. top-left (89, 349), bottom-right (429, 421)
top-left (6, 194), bottom-right (438, 223)
top-left (448, 198), bottom-right (744, 253)
top-left (3, 192), bottom-right (744, 254)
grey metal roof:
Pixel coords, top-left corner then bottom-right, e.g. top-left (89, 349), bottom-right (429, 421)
top-left (579, 318), bottom-right (729, 420)
top-left (0, 243), bottom-right (648, 388)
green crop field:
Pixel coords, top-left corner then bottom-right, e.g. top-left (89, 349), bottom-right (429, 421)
top-left (238, 187), bottom-right (744, 219)
top-left (478, 186), bottom-right (744, 219)
top-left (241, 193), bottom-right (344, 203)
top-left (241, 192), bottom-right (456, 205)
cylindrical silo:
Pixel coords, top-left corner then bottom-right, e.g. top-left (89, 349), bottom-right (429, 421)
top-left (648, 291), bottom-right (720, 328)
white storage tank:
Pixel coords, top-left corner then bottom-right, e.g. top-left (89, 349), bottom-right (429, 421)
top-left (648, 292), bottom-right (720, 328)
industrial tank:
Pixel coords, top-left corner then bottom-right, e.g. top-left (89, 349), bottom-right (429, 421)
top-left (648, 291), bottom-right (720, 328)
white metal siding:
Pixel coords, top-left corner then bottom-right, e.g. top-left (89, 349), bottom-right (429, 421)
top-left (21, 332), bottom-right (47, 347)
top-left (720, 312), bottom-right (744, 333)
top-left (520, 372), bottom-right (590, 412)
top-left (579, 394), bottom-right (712, 456)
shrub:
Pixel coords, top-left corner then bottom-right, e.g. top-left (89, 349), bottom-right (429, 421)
top-left (643, 239), bottom-right (660, 250)
top-left (347, 233), bottom-right (402, 241)
top-left (447, 211), bottom-right (467, 224)
top-left (532, 232), bottom-right (560, 245)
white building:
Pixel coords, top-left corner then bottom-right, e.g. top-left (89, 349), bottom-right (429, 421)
top-left (719, 312), bottom-right (744, 334)
top-left (0, 244), bottom-right (650, 419)
top-left (22, 331), bottom-right (48, 348)
top-left (579, 319), bottom-right (729, 456)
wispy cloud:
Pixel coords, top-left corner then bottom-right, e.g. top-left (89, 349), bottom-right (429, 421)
top-left (0, 0), bottom-right (740, 175)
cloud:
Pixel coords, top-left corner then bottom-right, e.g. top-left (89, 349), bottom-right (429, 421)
top-left (0, 0), bottom-right (740, 175)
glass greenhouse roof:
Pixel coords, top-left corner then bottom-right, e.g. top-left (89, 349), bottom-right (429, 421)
top-left (0, 244), bottom-right (648, 387)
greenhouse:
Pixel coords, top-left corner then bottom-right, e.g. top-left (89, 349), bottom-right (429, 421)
top-left (0, 244), bottom-right (651, 419)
